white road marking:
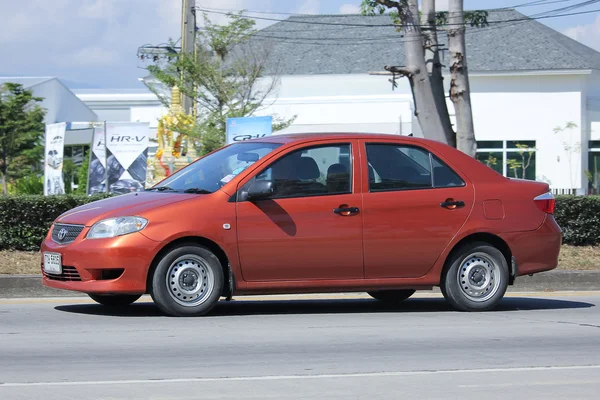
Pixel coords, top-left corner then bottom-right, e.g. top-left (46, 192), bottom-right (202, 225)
top-left (458, 379), bottom-right (599, 388)
top-left (1, 365), bottom-right (600, 388)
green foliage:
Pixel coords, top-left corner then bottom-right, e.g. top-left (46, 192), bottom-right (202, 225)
top-left (146, 12), bottom-right (295, 153)
top-left (75, 150), bottom-right (90, 194)
top-left (506, 143), bottom-right (535, 179)
top-left (0, 194), bottom-right (111, 251)
top-left (0, 83), bottom-right (46, 193)
top-left (555, 196), bottom-right (600, 246)
top-left (12, 174), bottom-right (43, 195)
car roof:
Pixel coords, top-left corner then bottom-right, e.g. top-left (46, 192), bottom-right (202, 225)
top-left (255, 132), bottom-right (425, 144)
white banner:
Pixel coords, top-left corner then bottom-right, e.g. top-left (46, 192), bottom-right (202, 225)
top-left (43, 122), bottom-right (67, 196)
top-left (105, 122), bottom-right (149, 195)
top-left (87, 124), bottom-right (107, 195)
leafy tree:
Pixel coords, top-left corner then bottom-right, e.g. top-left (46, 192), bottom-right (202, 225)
top-left (506, 143), bottom-right (535, 179)
top-left (553, 121), bottom-right (579, 188)
top-left (62, 159), bottom-right (79, 194)
top-left (361, 0), bottom-right (487, 156)
top-left (0, 83), bottom-right (46, 194)
top-left (75, 150), bottom-right (90, 195)
top-left (12, 173), bottom-right (44, 195)
top-left (146, 12), bottom-right (294, 155)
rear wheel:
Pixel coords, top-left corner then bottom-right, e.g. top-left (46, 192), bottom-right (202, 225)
top-left (150, 245), bottom-right (224, 317)
top-left (88, 294), bottom-right (141, 307)
top-left (441, 242), bottom-right (509, 311)
top-left (368, 289), bottom-right (416, 304)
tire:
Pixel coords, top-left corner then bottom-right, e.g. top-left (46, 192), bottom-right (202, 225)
top-left (150, 245), bottom-right (224, 317)
top-left (88, 294), bottom-right (141, 307)
top-left (441, 242), bottom-right (509, 312)
top-left (368, 289), bottom-right (416, 304)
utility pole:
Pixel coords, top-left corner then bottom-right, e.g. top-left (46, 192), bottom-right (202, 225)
top-left (180, 0), bottom-right (196, 116)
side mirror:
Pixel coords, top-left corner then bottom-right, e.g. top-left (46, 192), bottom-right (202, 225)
top-left (247, 180), bottom-right (275, 201)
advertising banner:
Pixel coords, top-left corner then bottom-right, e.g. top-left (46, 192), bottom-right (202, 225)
top-left (226, 116), bottom-right (273, 145)
top-left (105, 122), bottom-right (149, 195)
top-left (43, 122), bottom-right (67, 196)
top-left (87, 124), bottom-right (107, 195)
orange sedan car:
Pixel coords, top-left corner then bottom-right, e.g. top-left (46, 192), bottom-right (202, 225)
top-left (41, 133), bottom-right (561, 316)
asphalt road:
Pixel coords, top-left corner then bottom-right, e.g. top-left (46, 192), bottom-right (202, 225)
top-left (1, 292), bottom-right (600, 400)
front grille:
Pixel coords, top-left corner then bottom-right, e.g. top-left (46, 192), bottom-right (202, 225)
top-left (51, 223), bottom-right (85, 245)
top-left (45, 266), bottom-right (82, 281)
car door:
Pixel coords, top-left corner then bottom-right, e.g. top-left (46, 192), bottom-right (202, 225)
top-left (361, 140), bottom-right (474, 278)
top-left (236, 140), bottom-right (364, 282)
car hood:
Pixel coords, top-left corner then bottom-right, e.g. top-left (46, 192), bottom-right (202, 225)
top-left (56, 192), bottom-right (199, 226)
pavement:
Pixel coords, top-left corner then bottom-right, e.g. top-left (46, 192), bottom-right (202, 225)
top-left (1, 292), bottom-right (600, 399)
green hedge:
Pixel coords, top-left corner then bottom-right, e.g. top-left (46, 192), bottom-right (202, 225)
top-left (0, 194), bottom-right (599, 252)
top-left (0, 194), bottom-right (111, 251)
top-left (554, 195), bottom-right (600, 246)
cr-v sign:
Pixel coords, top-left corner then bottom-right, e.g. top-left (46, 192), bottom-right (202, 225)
top-left (226, 116), bottom-right (273, 145)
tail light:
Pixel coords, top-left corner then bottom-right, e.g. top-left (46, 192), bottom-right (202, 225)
top-left (534, 192), bottom-right (555, 214)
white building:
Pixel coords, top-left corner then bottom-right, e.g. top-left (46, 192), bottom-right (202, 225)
top-left (74, 9), bottom-right (600, 192)
top-left (0, 76), bottom-right (98, 165)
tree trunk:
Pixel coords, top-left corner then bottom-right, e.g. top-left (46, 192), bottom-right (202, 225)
top-left (420, 0), bottom-right (455, 147)
top-left (447, 0), bottom-right (476, 157)
top-left (400, 0), bottom-right (448, 144)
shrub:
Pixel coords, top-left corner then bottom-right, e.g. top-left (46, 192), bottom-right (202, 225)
top-left (11, 174), bottom-right (44, 195)
top-left (0, 194), bottom-right (111, 251)
top-left (554, 195), bottom-right (600, 246)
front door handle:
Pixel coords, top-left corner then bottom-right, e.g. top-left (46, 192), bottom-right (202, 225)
top-left (440, 200), bottom-right (465, 209)
top-left (333, 206), bottom-right (360, 215)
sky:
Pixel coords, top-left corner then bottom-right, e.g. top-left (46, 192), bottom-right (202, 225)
top-left (0, 0), bottom-right (599, 89)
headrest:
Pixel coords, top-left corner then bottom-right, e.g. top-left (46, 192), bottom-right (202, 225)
top-left (296, 157), bottom-right (321, 180)
top-left (327, 163), bottom-right (347, 177)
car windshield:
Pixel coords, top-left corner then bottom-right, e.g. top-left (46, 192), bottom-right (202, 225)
top-left (152, 142), bottom-right (281, 193)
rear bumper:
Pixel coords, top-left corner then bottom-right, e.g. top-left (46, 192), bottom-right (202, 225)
top-left (41, 230), bottom-right (161, 295)
top-left (499, 215), bottom-right (562, 277)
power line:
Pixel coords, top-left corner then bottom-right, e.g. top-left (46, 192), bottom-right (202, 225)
top-left (508, 0), bottom-right (574, 8)
top-left (188, 0), bottom-right (600, 48)
top-left (194, 0), bottom-right (578, 17)
top-left (529, 0), bottom-right (600, 16)
top-left (193, 6), bottom-right (600, 28)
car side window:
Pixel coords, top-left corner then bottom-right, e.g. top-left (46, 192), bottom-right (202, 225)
top-left (366, 144), bottom-right (433, 191)
top-left (432, 156), bottom-right (465, 188)
top-left (254, 144), bottom-right (352, 199)
top-left (366, 143), bottom-right (465, 192)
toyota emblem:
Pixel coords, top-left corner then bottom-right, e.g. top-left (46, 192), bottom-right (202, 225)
top-left (57, 228), bottom-right (68, 241)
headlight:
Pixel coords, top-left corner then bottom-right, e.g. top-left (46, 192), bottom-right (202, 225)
top-left (87, 216), bottom-right (148, 239)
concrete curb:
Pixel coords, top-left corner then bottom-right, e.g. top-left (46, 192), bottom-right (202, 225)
top-left (1, 271), bottom-right (599, 298)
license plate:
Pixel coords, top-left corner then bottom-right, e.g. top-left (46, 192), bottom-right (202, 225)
top-left (43, 252), bottom-right (62, 275)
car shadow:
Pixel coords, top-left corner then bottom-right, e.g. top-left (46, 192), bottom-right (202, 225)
top-left (53, 296), bottom-right (595, 318)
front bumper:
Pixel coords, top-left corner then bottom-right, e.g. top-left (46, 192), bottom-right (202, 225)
top-left (41, 228), bottom-right (161, 295)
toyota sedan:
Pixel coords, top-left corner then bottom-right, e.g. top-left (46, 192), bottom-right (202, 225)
top-left (41, 133), bottom-right (561, 316)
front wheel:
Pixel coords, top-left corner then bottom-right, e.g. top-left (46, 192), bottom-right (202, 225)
top-left (88, 294), bottom-right (141, 307)
top-left (150, 245), bottom-right (224, 317)
top-left (368, 289), bottom-right (416, 305)
top-left (441, 242), bottom-right (509, 312)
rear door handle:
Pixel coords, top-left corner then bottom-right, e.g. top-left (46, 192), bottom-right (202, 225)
top-left (440, 200), bottom-right (465, 209)
top-left (333, 206), bottom-right (360, 215)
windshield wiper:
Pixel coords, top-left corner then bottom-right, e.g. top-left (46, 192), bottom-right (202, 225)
top-left (149, 186), bottom-right (175, 192)
top-left (183, 188), bottom-right (212, 194)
